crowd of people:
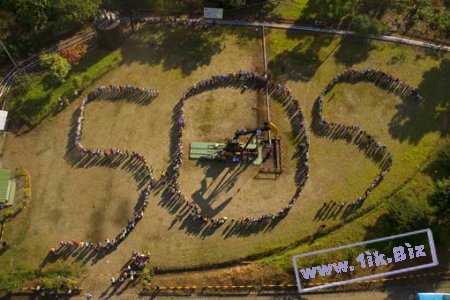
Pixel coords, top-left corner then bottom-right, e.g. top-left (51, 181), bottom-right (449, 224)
top-left (35, 282), bottom-right (81, 298)
top-left (52, 85), bottom-right (158, 255)
top-left (52, 68), bottom-right (409, 249)
top-left (49, 69), bottom-right (408, 249)
top-left (94, 10), bottom-right (119, 29)
top-left (313, 68), bottom-right (410, 206)
top-left (87, 84), bottom-right (158, 102)
top-left (326, 68), bottom-right (423, 101)
top-left (168, 71), bottom-right (310, 226)
top-left (134, 16), bottom-right (207, 28)
top-left (111, 251), bottom-right (150, 285)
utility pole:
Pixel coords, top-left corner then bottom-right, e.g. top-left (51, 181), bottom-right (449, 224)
top-left (0, 39), bottom-right (18, 68)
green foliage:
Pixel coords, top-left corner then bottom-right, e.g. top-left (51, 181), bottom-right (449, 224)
top-left (389, 50), bottom-right (407, 64)
top-left (350, 14), bottom-right (386, 35)
top-left (3, 209), bottom-right (14, 220)
top-left (385, 145), bottom-right (449, 233)
top-left (428, 178), bottom-right (450, 223)
top-left (104, 0), bottom-right (204, 11)
top-left (37, 276), bottom-right (78, 297)
top-left (0, 0), bottom-right (100, 60)
top-left (40, 52), bottom-right (71, 84)
top-left (50, 0), bottom-right (101, 29)
top-left (10, 49), bottom-right (122, 125)
top-left (13, 0), bottom-right (50, 30)
top-left (222, 0), bottom-right (245, 8)
top-left (430, 11), bottom-right (450, 36)
top-left (0, 264), bottom-right (81, 293)
top-left (387, 189), bottom-right (433, 233)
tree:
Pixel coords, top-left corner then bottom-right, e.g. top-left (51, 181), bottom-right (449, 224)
top-left (13, 0), bottom-right (50, 30)
top-left (58, 44), bottom-right (87, 65)
top-left (350, 14), bottom-right (386, 35)
top-left (40, 52), bottom-right (71, 83)
top-left (223, 0), bottom-right (246, 8)
top-left (428, 178), bottom-right (450, 223)
top-left (50, 0), bottom-right (101, 30)
top-left (387, 192), bottom-right (432, 233)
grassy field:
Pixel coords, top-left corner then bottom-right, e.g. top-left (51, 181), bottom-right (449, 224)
top-left (230, 0), bottom-right (449, 40)
top-left (0, 24), bottom-right (448, 294)
top-left (9, 49), bottom-right (123, 126)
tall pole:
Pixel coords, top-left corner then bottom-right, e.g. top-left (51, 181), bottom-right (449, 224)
top-left (0, 39), bottom-right (18, 68)
top-left (261, 25), bottom-right (271, 144)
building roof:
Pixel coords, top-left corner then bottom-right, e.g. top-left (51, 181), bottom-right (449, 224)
top-left (0, 110), bottom-right (7, 131)
top-left (0, 169), bottom-right (12, 203)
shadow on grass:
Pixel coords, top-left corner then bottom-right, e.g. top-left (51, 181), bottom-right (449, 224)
top-left (362, 213), bottom-right (450, 299)
top-left (8, 47), bottom-right (117, 134)
top-left (160, 76), bottom-right (308, 239)
top-left (424, 141), bottom-right (450, 181)
top-left (389, 59), bottom-right (450, 144)
top-left (334, 37), bottom-right (376, 66)
top-left (297, 0), bottom-right (356, 24)
top-left (189, 161), bottom-right (249, 218)
top-left (269, 34), bottom-right (334, 82)
top-left (121, 26), bottom-right (224, 77)
top-left (361, 151), bottom-right (450, 299)
top-left (39, 92), bottom-right (157, 268)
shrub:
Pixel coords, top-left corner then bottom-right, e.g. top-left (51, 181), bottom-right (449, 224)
top-left (40, 53), bottom-right (71, 84)
top-left (38, 276), bottom-right (78, 297)
top-left (428, 178), bottom-right (450, 223)
top-left (3, 209), bottom-right (14, 220)
top-left (23, 187), bottom-right (31, 198)
top-left (223, 0), bottom-right (246, 8)
top-left (431, 12), bottom-right (450, 36)
top-left (59, 44), bottom-right (88, 65)
top-left (351, 14), bottom-right (387, 35)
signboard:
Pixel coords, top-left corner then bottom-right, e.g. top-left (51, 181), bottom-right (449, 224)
top-left (204, 7), bottom-right (223, 19)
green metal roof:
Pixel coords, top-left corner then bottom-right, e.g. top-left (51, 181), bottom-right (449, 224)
top-left (0, 169), bottom-right (12, 204)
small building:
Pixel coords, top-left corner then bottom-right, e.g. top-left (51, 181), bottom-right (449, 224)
top-left (0, 110), bottom-right (8, 131)
top-left (0, 169), bottom-right (15, 208)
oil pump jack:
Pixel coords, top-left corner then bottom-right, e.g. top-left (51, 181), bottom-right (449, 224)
top-left (224, 122), bottom-right (276, 154)
top-left (189, 122), bottom-right (278, 163)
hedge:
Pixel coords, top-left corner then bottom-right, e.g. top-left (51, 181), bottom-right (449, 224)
top-left (9, 49), bottom-right (123, 126)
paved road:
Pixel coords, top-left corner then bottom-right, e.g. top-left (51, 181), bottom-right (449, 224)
top-left (208, 19), bottom-right (450, 52)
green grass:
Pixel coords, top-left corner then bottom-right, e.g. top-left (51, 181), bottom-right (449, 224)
top-left (259, 139), bottom-right (449, 273)
top-left (0, 263), bottom-right (82, 293)
top-left (0, 25), bottom-right (449, 292)
top-left (229, 0), bottom-right (355, 22)
top-left (258, 28), bottom-right (450, 272)
top-left (230, 0), bottom-right (448, 39)
top-left (9, 49), bottom-right (123, 126)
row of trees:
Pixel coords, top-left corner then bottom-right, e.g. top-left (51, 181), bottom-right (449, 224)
top-left (354, 0), bottom-right (449, 36)
top-left (385, 145), bottom-right (450, 244)
top-left (0, 0), bottom-right (101, 65)
top-left (0, 0), bottom-right (251, 66)
top-left (1, 0), bottom-right (447, 66)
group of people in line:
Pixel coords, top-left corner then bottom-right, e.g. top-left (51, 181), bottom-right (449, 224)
top-left (51, 67), bottom-right (412, 249)
top-left (330, 68), bottom-right (423, 101)
top-left (94, 10), bottom-right (119, 29)
top-left (168, 71), bottom-right (310, 226)
top-left (313, 68), bottom-right (419, 207)
top-left (134, 16), bottom-right (208, 28)
top-left (111, 251), bottom-right (150, 285)
top-left (52, 85), bottom-right (159, 255)
top-left (87, 84), bottom-right (158, 101)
